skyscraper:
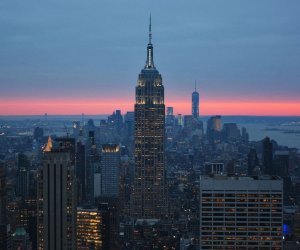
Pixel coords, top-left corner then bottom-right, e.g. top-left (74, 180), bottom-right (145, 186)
top-left (263, 136), bottom-right (273, 175)
top-left (37, 137), bottom-right (76, 250)
top-left (206, 115), bottom-right (222, 144)
top-left (131, 17), bottom-right (167, 219)
top-left (100, 144), bottom-right (120, 198)
top-left (247, 148), bottom-right (259, 176)
top-left (192, 82), bottom-right (199, 118)
top-left (16, 153), bottom-right (30, 200)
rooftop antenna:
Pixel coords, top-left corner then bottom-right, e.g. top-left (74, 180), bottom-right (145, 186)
top-left (149, 14), bottom-right (152, 44)
top-left (195, 80), bottom-right (197, 92)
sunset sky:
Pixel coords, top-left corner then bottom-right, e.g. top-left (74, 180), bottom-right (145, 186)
top-left (1, 0), bottom-right (300, 116)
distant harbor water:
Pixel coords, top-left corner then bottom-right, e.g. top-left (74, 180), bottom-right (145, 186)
top-left (1, 115), bottom-right (300, 150)
top-left (218, 116), bottom-right (300, 150)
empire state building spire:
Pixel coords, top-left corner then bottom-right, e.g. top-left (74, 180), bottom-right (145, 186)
top-left (132, 17), bottom-right (167, 219)
top-left (145, 15), bottom-right (155, 69)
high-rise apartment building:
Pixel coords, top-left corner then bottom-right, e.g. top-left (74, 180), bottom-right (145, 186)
top-left (131, 17), bottom-right (167, 219)
top-left (199, 176), bottom-right (283, 249)
top-left (37, 138), bottom-right (76, 250)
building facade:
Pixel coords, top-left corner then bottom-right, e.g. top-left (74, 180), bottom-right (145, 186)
top-left (100, 144), bottom-right (120, 198)
top-left (131, 17), bottom-right (167, 219)
top-left (76, 206), bottom-right (102, 250)
top-left (37, 139), bottom-right (76, 250)
top-left (199, 176), bottom-right (283, 249)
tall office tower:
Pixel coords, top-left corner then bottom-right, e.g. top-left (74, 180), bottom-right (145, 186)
top-left (76, 206), bottom-right (102, 250)
top-left (206, 115), bottom-right (222, 132)
top-left (115, 110), bottom-right (123, 132)
top-left (199, 176), bottom-right (283, 249)
top-left (192, 82), bottom-right (199, 118)
top-left (131, 17), bottom-right (167, 219)
top-left (86, 131), bottom-right (100, 203)
top-left (166, 107), bottom-right (175, 126)
top-left (247, 148), bottom-right (259, 176)
top-left (222, 123), bottom-right (241, 140)
top-left (263, 137), bottom-right (273, 175)
top-left (33, 127), bottom-right (44, 142)
top-left (124, 112), bottom-right (135, 147)
top-left (98, 202), bottom-right (120, 249)
top-left (76, 141), bottom-right (86, 203)
top-left (206, 115), bottom-right (222, 144)
top-left (0, 161), bottom-right (11, 250)
top-left (274, 151), bottom-right (289, 177)
top-left (16, 153), bottom-right (30, 200)
top-left (100, 144), bottom-right (120, 198)
top-left (241, 127), bottom-right (249, 143)
top-left (37, 138), bottom-right (76, 250)
top-left (177, 114), bottom-right (183, 127)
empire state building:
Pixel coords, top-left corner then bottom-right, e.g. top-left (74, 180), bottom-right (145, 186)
top-left (131, 17), bottom-right (167, 219)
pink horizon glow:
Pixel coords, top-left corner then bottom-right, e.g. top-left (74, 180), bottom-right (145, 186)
top-left (1, 98), bottom-right (300, 116)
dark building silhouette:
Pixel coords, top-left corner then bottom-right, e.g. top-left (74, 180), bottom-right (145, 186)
top-left (86, 131), bottom-right (99, 204)
top-left (76, 141), bottom-right (86, 203)
top-left (0, 161), bottom-right (11, 250)
top-left (131, 17), bottom-right (167, 219)
top-left (247, 148), bottom-right (259, 176)
top-left (274, 151), bottom-right (289, 177)
top-left (124, 111), bottom-right (134, 139)
top-left (222, 123), bottom-right (240, 140)
top-left (33, 127), bottom-right (44, 142)
top-left (108, 110), bottom-right (124, 134)
top-left (97, 200), bottom-right (120, 249)
top-left (242, 127), bottom-right (249, 143)
top-left (192, 83), bottom-right (199, 119)
top-left (16, 153), bottom-right (30, 200)
top-left (262, 137), bottom-right (273, 175)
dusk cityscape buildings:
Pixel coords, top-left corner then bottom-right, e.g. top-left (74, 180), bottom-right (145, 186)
top-left (0, 6), bottom-right (300, 250)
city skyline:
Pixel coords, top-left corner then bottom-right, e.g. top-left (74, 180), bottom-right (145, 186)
top-left (1, 0), bottom-right (300, 116)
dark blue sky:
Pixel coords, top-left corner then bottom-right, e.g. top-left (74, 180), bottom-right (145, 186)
top-left (1, 0), bottom-right (300, 108)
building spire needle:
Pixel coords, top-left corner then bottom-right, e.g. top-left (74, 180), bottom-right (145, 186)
top-left (149, 14), bottom-right (152, 44)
